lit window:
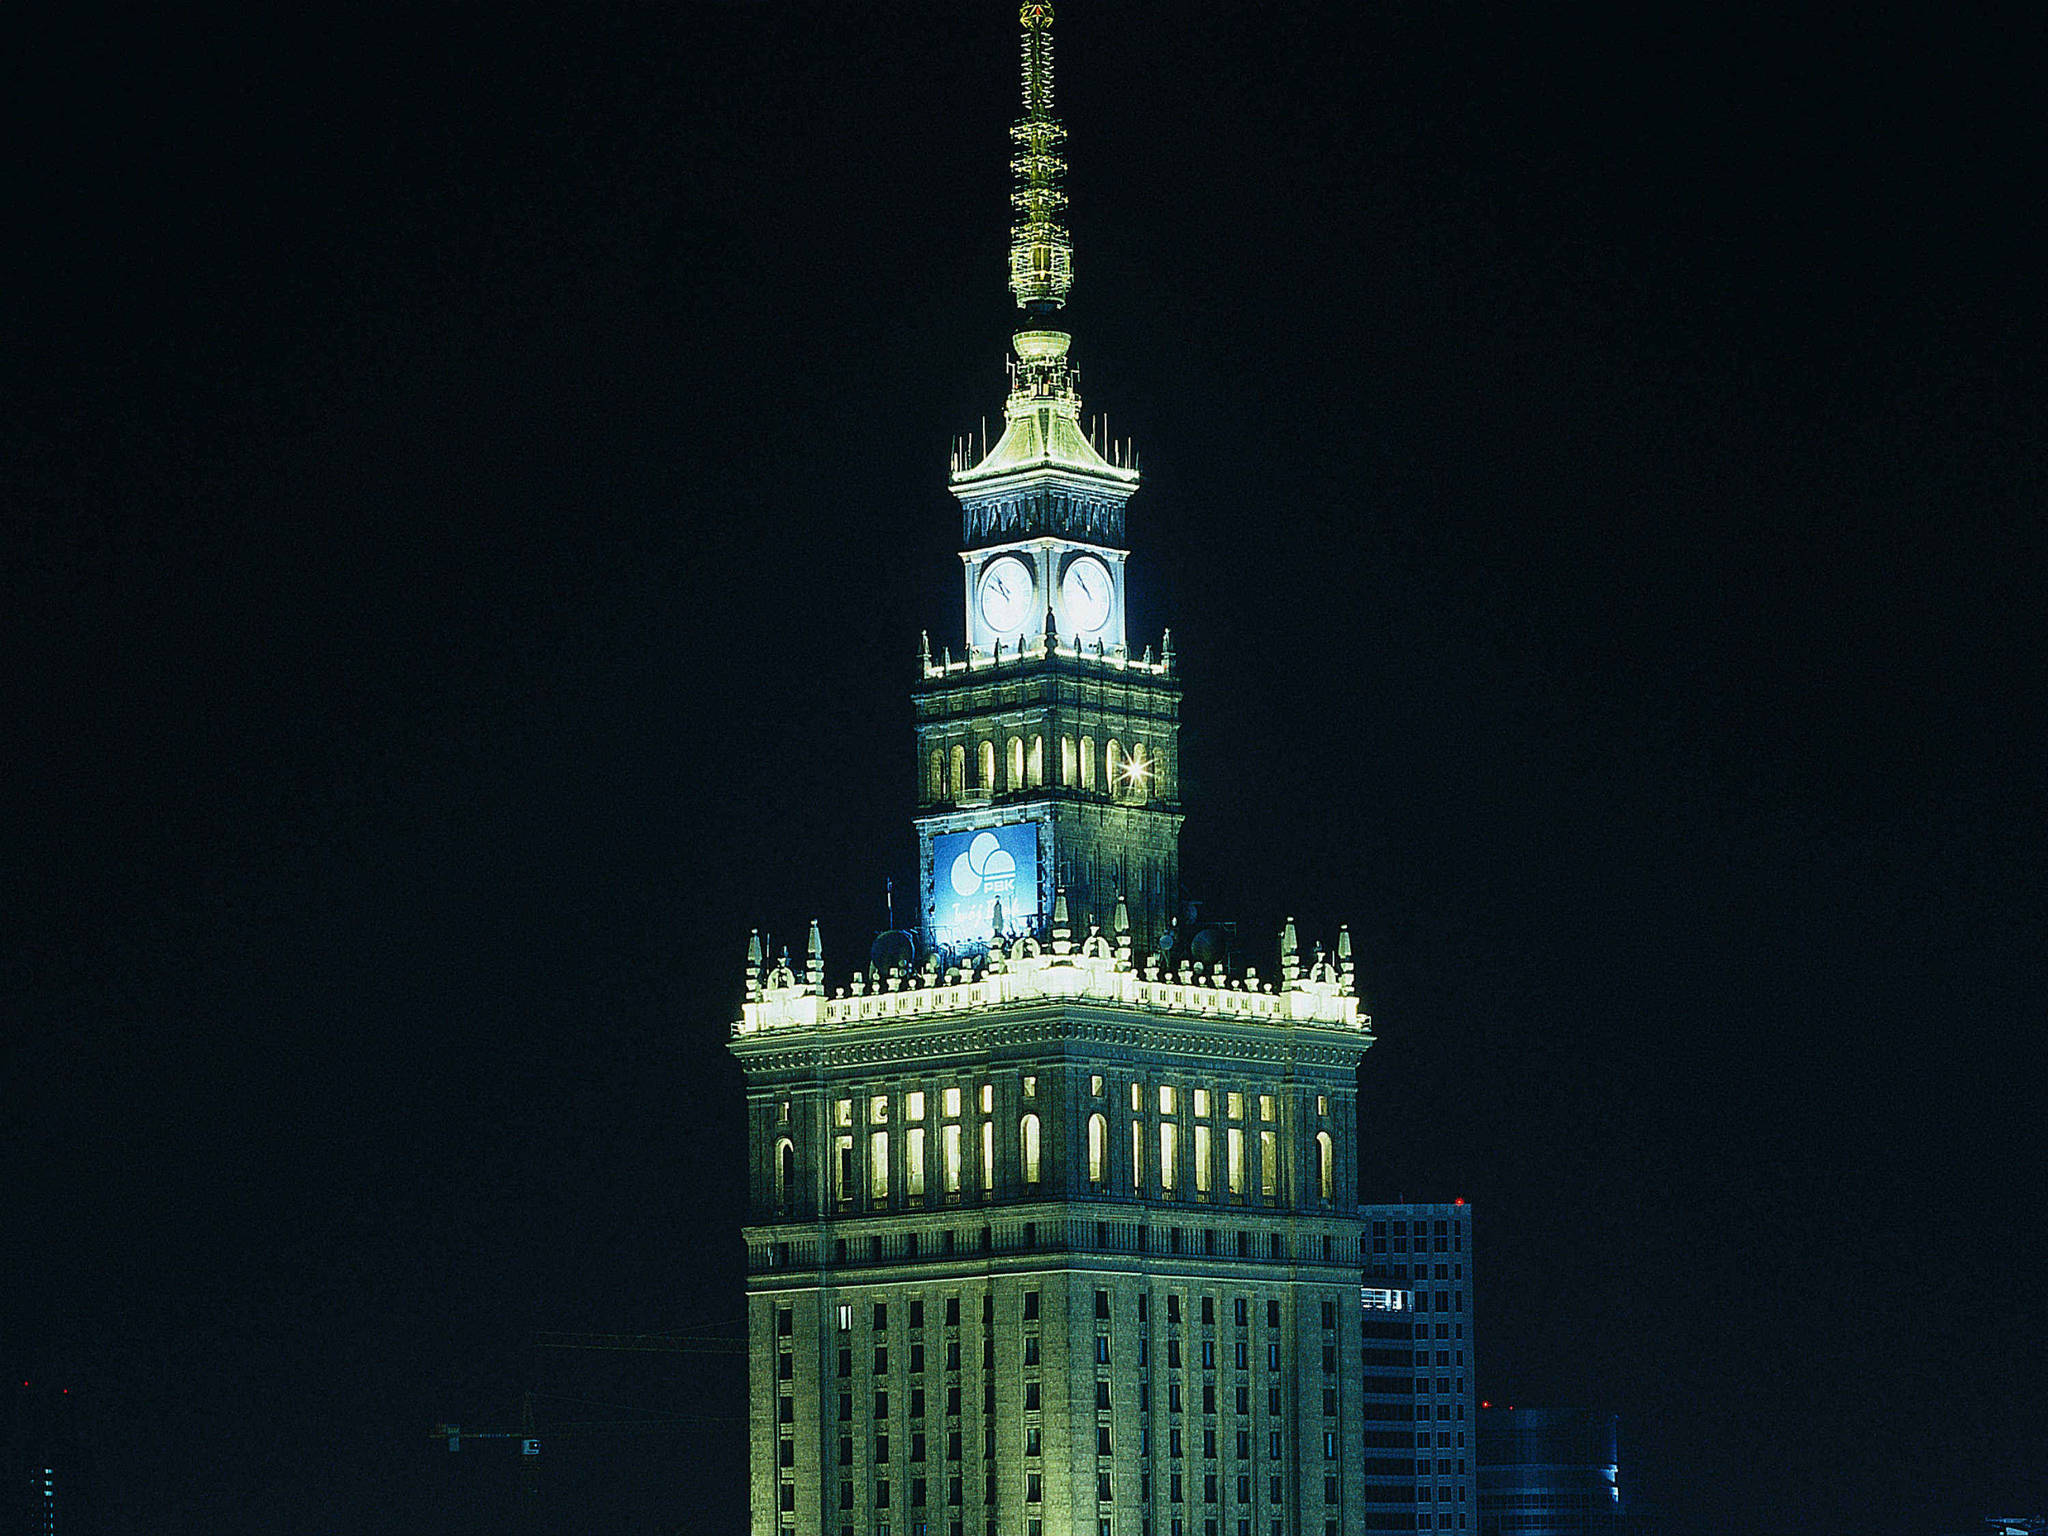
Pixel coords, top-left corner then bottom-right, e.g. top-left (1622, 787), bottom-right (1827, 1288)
top-left (1315, 1132), bottom-right (1333, 1201)
top-left (979, 740), bottom-right (996, 792)
top-left (872, 1095), bottom-right (890, 1124)
top-left (907, 1128), bottom-right (927, 1197)
top-left (1194, 1124), bottom-right (1212, 1194)
top-left (950, 743), bottom-right (966, 798)
top-left (1159, 1085), bottom-right (1176, 1115)
top-left (1009, 736), bottom-right (1025, 788)
top-left (944, 1087), bottom-right (962, 1118)
top-left (1079, 734), bottom-right (1096, 790)
top-left (835, 1136), bottom-right (855, 1201)
top-left (944, 1124), bottom-right (963, 1192)
top-left (908, 1091), bottom-right (926, 1121)
top-left (1029, 735), bottom-right (1045, 787)
top-left (872, 1131), bottom-right (891, 1200)
top-left (1193, 1088), bottom-right (1210, 1117)
top-left (1316, 1094), bottom-right (1328, 1116)
top-left (1160, 1122), bottom-right (1178, 1192)
top-left (837, 1100), bottom-right (854, 1128)
top-left (1021, 1115), bottom-right (1042, 1185)
top-left (1131, 1083), bottom-right (1143, 1112)
top-left (1131, 1121), bottom-right (1144, 1190)
top-left (1259, 1095), bottom-right (1275, 1123)
top-left (1259, 1131), bottom-right (1277, 1197)
top-left (1227, 1092), bottom-right (1243, 1121)
top-left (1061, 735), bottom-right (1078, 786)
top-left (1088, 1114), bottom-right (1108, 1184)
top-left (1091, 1075), bottom-right (1104, 1096)
top-left (981, 1122), bottom-right (994, 1191)
top-left (1226, 1128), bottom-right (1244, 1194)
top-left (840, 1304), bottom-right (854, 1330)
top-left (980, 1084), bottom-right (994, 1113)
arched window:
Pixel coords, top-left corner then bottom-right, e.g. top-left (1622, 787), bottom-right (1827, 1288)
top-left (1020, 1114), bottom-right (1042, 1186)
top-left (1028, 735), bottom-right (1045, 787)
top-left (1316, 1131), bottom-right (1334, 1201)
top-left (1104, 738), bottom-right (1124, 795)
top-left (1008, 736), bottom-right (1025, 789)
top-left (928, 749), bottom-right (944, 802)
top-left (949, 743), bottom-right (967, 799)
top-left (979, 740), bottom-right (996, 793)
top-left (1061, 735), bottom-right (1077, 786)
top-left (775, 1137), bottom-right (796, 1209)
top-left (1079, 734), bottom-right (1096, 791)
top-left (1087, 1113), bottom-right (1108, 1185)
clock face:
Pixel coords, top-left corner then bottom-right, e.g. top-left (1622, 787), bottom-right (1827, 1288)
top-left (978, 555), bottom-right (1035, 633)
top-left (1060, 555), bottom-right (1113, 635)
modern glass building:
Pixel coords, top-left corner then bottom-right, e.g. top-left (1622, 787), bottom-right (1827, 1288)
top-left (1476, 1407), bottom-right (1624, 1536)
top-left (1358, 1203), bottom-right (1478, 1532)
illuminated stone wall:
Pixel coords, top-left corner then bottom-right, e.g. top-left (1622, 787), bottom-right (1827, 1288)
top-left (733, 1001), bottom-right (1374, 1536)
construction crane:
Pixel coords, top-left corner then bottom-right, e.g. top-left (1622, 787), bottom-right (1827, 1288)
top-left (430, 1325), bottom-right (746, 1529)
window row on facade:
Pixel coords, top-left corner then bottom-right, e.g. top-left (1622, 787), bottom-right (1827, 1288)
top-left (769, 1080), bottom-right (1343, 1213)
top-left (922, 732), bottom-right (1164, 804)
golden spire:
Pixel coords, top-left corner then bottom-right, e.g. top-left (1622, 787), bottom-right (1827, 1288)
top-left (1009, 3), bottom-right (1072, 315)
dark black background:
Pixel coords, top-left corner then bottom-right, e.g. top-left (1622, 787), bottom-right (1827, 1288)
top-left (5, 4), bottom-right (2042, 1533)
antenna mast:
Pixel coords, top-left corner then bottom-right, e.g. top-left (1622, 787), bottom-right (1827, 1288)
top-left (1009, 3), bottom-right (1072, 318)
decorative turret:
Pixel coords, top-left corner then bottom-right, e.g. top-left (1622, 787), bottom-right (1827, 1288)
top-left (1337, 924), bottom-right (1356, 993)
top-left (744, 927), bottom-right (763, 1002)
top-left (804, 919), bottom-right (823, 991)
top-left (1280, 916), bottom-right (1301, 983)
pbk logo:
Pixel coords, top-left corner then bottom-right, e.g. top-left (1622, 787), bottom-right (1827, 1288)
top-left (949, 830), bottom-right (1020, 898)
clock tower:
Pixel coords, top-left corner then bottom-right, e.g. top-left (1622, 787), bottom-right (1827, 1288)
top-left (914, 2), bottom-right (1179, 955)
top-left (730, 13), bottom-right (1378, 1536)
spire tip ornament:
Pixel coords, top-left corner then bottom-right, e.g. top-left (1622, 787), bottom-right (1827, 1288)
top-left (1009, 2), bottom-right (1072, 316)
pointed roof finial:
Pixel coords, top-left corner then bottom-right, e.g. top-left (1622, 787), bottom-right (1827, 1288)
top-left (1010, 3), bottom-right (1072, 317)
top-left (805, 918), bottom-right (823, 988)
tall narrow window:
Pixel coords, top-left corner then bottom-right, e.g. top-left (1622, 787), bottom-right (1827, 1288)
top-left (1105, 738), bottom-right (1123, 790)
top-left (1315, 1131), bottom-right (1333, 1201)
top-left (872, 1131), bottom-right (891, 1201)
top-left (950, 743), bottom-right (967, 799)
top-left (1079, 734), bottom-right (1096, 790)
top-left (1009, 736), bottom-right (1025, 788)
top-left (1028, 735), bottom-right (1045, 786)
top-left (1194, 1124), bottom-right (1212, 1194)
top-left (1021, 1115), bottom-right (1042, 1185)
top-left (1160, 1122), bottom-right (1178, 1193)
top-left (1226, 1128), bottom-right (1244, 1195)
top-left (929, 749), bottom-right (944, 801)
top-left (979, 740), bottom-right (996, 793)
top-left (944, 1124), bottom-right (963, 1193)
top-left (907, 1127), bottom-right (927, 1197)
top-left (1088, 1114), bottom-right (1108, 1185)
top-left (836, 1136), bottom-right (855, 1202)
top-left (1061, 735), bottom-right (1078, 785)
top-left (1131, 1121), bottom-right (1145, 1190)
top-left (1259, 1131), bottom-right (1278, 1197)
top-left (776, 1137), bottom-right (796, 1208)
top-left (981, 1121), bottom-right (994, 1192)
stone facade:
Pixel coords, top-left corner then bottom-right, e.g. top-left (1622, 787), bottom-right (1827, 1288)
top-left (733, 983), bottom-right (1374, 1536)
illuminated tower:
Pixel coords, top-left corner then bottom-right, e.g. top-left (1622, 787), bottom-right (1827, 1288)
top-left (730, 10), bottom-right (1376, 1536)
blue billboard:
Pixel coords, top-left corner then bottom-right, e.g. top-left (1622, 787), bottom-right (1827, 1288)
top-left (932, 822), bottom-right (1040, 945)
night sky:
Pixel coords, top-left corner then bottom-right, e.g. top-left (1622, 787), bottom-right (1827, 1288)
top-left (5, 4), bottom-right (2043, 1534)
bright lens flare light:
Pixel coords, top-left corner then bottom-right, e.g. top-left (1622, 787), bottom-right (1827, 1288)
top-left (1122, 748), bottom-right (1150, 786)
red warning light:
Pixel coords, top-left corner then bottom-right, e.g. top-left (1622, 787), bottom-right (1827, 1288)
top-left (1481, 1400), bottom-right (1491, 1409)
top-left (1453, 1198), bottom-right (1465, 1206)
